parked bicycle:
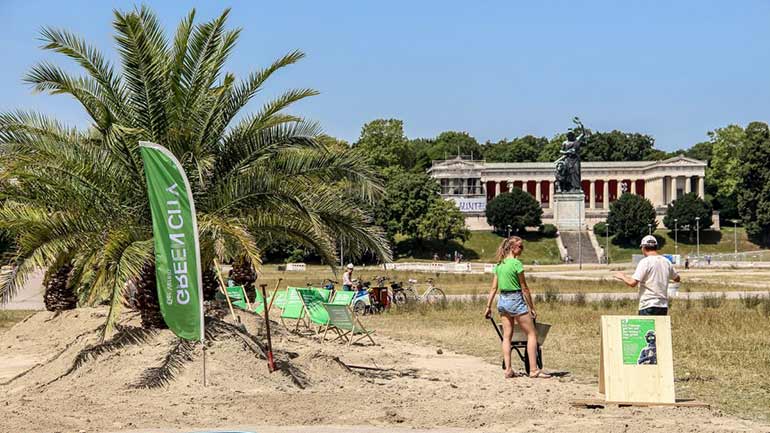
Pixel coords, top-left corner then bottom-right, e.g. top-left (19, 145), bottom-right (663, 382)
top-left (401, 277), bottom-right (446, 304)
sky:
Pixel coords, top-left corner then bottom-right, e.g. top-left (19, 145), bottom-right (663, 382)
top-left (1, 0), bottom-right (770, 151)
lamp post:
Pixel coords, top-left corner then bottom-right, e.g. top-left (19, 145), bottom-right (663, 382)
top-left (695, 216), bottom-right (701, 258)
top-left (506, 224), bottom-right (512, 238)
top-left (732, 219), bottom-right (739, 265)
top-left (674, 218), bottom-right (678, 257)
top-left (606, 221), bottom-right (610, 265)
top-left (648, 223), bottom-right (652, 235)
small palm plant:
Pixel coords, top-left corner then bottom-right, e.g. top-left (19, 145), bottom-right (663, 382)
top-left (0, 6), bottom-right (390, 333)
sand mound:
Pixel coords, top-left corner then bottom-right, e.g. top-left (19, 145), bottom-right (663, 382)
top-left (1, 308), bottom-right (767, 433)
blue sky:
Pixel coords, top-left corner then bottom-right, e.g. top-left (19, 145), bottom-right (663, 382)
top-left (2, 1), bottom-right (770, 151)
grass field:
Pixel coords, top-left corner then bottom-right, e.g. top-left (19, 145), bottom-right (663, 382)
top-left (395, 231), bottom-right (561, 264)
top-left (0, 310), bottom-right (34, 332)
top-left (255, 264), bottom-right (769, 295)
top-left (598, 227), bottom-right (765, 263)
top-left (364, 296), bottom-right (770, 421)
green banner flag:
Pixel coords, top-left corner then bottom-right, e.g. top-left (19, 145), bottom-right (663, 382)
top-left (140, 141), bottom-right (204, 341)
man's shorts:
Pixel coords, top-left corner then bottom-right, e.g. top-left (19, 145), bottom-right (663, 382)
top-left (639, 306), bottom-right (668, 316)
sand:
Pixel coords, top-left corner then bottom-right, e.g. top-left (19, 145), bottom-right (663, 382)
top-left (1, 308), bottom-right (768, 433)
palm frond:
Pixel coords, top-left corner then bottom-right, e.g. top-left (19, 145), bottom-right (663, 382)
top-left (132, 338), bottom-right (196, 388)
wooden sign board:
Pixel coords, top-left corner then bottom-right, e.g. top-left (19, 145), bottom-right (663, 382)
top-left (599, 315), bottom-right (675, 404)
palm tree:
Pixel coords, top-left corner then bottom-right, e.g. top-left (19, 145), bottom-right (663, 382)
top-left (0, 6), bottom-right (390, 333)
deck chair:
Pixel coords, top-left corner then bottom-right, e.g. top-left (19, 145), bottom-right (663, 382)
top-left (280, 287), bottom-right (307, 330)
top-left (321, 303), bottom-right (376, 346)
top-left (313, 288), bottom-right (332, 302)
top-left (297, 289), bottom-right (334, 338)
top-left (328, 290), bottom-right (355, 306)
top-left (269, 290), bottom-right (287, 312)
top-left (225, 285), bottom-right (249, 310)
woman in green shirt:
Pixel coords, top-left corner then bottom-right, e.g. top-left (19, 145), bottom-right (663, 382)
top-left (484, 236), bottom-right (550, 378)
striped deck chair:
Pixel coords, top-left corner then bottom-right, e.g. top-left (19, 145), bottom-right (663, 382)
top-left (321, 303), bottom-right (376, 346)
top-left (280, 287), bottom-right (307, 330)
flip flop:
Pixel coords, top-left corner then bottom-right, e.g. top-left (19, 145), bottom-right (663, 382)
top-left (529, 369), bottom-right (552, 379)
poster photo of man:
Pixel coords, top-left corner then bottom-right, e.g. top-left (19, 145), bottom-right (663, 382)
top-left (637, 330), bottom-right (657, 365)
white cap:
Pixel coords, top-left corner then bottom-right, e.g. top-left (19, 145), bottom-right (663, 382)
top-left (346, 263), bottom-right (354, 269)
top-left (640, 235), bottom-right (658, 248)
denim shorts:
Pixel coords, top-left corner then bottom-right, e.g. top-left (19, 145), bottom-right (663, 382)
top-left (498, 291), bottom-right (528, 316)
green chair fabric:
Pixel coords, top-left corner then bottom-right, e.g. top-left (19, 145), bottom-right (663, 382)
top-left (297, 288), bottom-right (330, 326)
top-left (280, 288), bottom-right (306, 328)
top-left (226, 285), bottom-right (249, 310)
top-left (329, 290), bottom-right (355, 306)
top-left (314, 288), bottom-right (332, 302)
top-left (322, 303), bottom-right (376, 346)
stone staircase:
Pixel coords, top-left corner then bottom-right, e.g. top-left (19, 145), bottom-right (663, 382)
top-left (559, 231), bottom-right (599, 263)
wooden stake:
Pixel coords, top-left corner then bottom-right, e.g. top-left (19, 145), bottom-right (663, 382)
top-left (266, 277), bottom-right (283, 314)
top-left (213, 259), bottom-right (237, 321)
top-left (261, 284), bottom-right (277, 373)
top-left (202, 344), bottom-right (208, 387)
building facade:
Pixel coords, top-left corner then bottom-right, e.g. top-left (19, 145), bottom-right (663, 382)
top-left (428, 155), bottom-right (708, 230)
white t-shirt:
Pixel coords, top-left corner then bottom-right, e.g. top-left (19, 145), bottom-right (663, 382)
top-left (632, 255), bottom-right (679, 310)
top-left (343, 271), bottom-right (353, 286)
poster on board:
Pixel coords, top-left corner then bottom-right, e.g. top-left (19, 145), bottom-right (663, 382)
top-left (621, 318), bottom-right (657, 365)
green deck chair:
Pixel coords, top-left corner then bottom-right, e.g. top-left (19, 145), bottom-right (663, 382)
top-left (329, 290), bottom-right (355, 306)
top-left (270, 290), bottom-right (287, 310)
top-left (225, 285), bottom-right (249, 310)
top-left (280, 287), bottom-right (307, 330)
top-left (297, 289), bottom-right (333, 337)
top-left (314, 288), bottom-right (332, 302)
top-left (321, 303), bottom-right (376, 346)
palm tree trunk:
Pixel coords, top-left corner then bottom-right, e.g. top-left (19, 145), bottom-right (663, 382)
top-left (136, 262), bottom-right (167, 329)
top-left (43, 264), bottom-right (77, 312)
top-left (202, 268), bottom-right (219, 301)
top-left (229, 257), bottom-right (257, 299)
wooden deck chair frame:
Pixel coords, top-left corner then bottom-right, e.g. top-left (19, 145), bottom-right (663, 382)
top-left (279, 287), bottom-right (310, 331)
top-left (297, 288), bottom-right (339, 340)
top-left (321, 304), bottom-right (376, 346)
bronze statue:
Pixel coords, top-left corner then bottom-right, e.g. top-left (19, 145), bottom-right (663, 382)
top-left (555, 117), bottom-right (587, 193)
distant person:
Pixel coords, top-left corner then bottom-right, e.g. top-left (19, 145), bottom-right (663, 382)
top-left (484, 236), bottom-right (550, 379)
top-left (707, 255), bottom-right (712, 265)
top-left (684, 257), bottom-right (690, 270)
top-left (433, 253), bottom-right (440, 262)
top-left (342, 263), bottom-right (354, 291)
top-left (614, 235), bottom-right (681, 316)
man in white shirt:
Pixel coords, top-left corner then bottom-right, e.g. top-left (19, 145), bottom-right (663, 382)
top-left (614, 235), bottom-right (681, 316)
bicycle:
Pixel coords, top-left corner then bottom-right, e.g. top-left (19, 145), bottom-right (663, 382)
top-left (402, 277), bottom-right (446, 304)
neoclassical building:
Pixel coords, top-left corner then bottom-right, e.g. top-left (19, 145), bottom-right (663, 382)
top-left (428, 155), bottom-right (708, 230)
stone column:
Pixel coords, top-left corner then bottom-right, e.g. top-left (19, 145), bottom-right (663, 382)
top-left (669, 176), bottom-right (677, 203)
top-left (630, 179), bottom-right (636, 194)
top-left (535, 181), bottom-right (542, 206)
top-left (603, 180), bottom-right (609, 209)
top-left (685, 176), bottom-right (692, 194)
top-left (496, 181), bottom-right (503, 197)
top-left (549, 182), bottom-right (555, 208)
top-left (589, 180), bottom-right (595, 209)
top-left (698, 176), bottom-right (705, 198)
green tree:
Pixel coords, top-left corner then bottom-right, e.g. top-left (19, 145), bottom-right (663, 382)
top-left (663, 193), bottom-right (713, 242)
top-left (685, 141), bottom-right (713, 162)
top-left (484, 189), bottom-right (542, 234)
top-left (483, 135), bottom-right (547, 162)
top-left (417, 199), bottom-right (469, 243)
top-left (737, 122), bottom-right (770, 246)
top-left (606, 194), bottom-right (657, 246)
top-left (581, 130), bottom-right (658, 161)
top-left (425, 131), bottom-right (482, 161)
top-left (0, 6), bottom-right (390, 331)
top-left (354, 119), bottom-right (417, 169)
top-left (373, 167), bottom-right (440, 240)
top-left (708, 125), bottom-right (744, 221)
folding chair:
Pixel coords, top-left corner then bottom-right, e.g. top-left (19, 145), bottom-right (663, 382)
top-left (297, 288), bottom-right (335, 338)
top-left (313, 288), bottom-right (332, 302)
top-left (225, 285), bottom-right (249, 311)
top-left (280, 287), bottom-right (307, 330)
top-left (321, 303), bottom-right (376, 346)
top-left (328, 290), bottom-right (355, 306)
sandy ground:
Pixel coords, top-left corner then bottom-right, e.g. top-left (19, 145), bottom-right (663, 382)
top-left (2, 308), bottom-right (769, 433)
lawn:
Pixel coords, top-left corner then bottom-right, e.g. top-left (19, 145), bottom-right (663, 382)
top-left (596, 227), bottom-right (766, 263)
top-left (0, 310), bottom-right (34, 333)
top-left (394, 230), bottom-right (562, 264)
top-left (364, 296), bottom-right (770, 421)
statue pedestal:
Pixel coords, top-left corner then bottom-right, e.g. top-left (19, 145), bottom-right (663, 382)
top-left (554, 192), bottom-right (585, 231)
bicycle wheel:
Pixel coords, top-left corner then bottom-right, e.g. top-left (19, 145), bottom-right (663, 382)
top-left (403, 288), bottom-right (419, 302)
top-left (353, 300), bottom-right (367, 316)
top-left (424, 288), bottom-right (446, 304)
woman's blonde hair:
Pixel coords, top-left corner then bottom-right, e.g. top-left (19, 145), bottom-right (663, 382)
top-left (495, 236), bottom-right (523, 263)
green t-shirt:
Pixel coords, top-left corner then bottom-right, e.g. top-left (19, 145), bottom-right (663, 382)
top-left (494, 258), bottom-right (524, 292)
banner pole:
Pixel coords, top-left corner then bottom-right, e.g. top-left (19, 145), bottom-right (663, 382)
top-left (202, 344), bottom-right (208, 387)
top-left (261, 283), bottom-right (276, 373)
top-left (213, 259), bottom-right (238, 321)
